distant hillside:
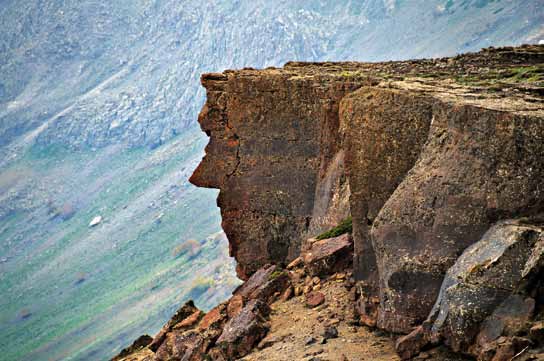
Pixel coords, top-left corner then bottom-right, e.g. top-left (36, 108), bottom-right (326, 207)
top-left (0, 1), bottom-right (542, 360)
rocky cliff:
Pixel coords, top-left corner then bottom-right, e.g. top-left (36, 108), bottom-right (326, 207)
top-left (117, 45), bottom-right (544, 360)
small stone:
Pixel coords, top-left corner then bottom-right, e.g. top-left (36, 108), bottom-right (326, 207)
top-left (313, 284), bottom-right (321, 291)
top-left (530, 321), bottom-right (544, 345)
top-left (323, 325), bottom-right (339, 340)
top-left (306, 292), bottom-right (325, 308)
top-left (295, 286), bottom-right (303, 296)
top-left (280, 286), bottom-right (293, 302)
top-left (312, 276), bottom-right (321, 285)
top-left (303, 285), bottom-right (313, 295)
top-left (349, 326), bottom-right (357, 333)
top-left (305, 336), bottom-right (317, 345)
top-left (336, 273), bottom-right (346, 280)
top-left (89, 215), bottom-right (102, 227)
top-left (287, 256), bottom-right (303, 269)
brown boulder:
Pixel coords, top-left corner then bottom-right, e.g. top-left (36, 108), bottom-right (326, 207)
top-left (233, 264), bottom-right (290, 303)
top-left (198, 303), bottom-right (228, 331)
top-left (396, 220), bottom-right (544, 359)
top-left (149, 301), bottom-right (200, 352)
top-left (302, 234), bottom-right (353, 277)
top-left (154, 331), bottom-right (207, 361)
top-left (173, 310), bottom-right (203, 330)
top-left (215, 299), bottom-right (271, 359)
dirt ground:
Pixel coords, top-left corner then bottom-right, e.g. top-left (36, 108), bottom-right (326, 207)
top-left (240, 275), bottom-right (472, 361)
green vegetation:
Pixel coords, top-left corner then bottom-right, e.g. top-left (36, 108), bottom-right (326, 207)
top-left (454, 65), bottom-right (544, 87)
top-left (270, 270), bottom-right (286, 280)
top-left (316, 216), bottom-right (353, 240)
top-left (340, 70), bottom-right (363, 78)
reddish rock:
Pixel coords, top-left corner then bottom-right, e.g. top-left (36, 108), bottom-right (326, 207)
top-left (233, 264), bottom-right (290, 303)
top-left (306, 292), bottom-right (325, 308)
top-left (154, 331), bottom-right (206, 361)
top-left (287, 256), bottom-right (303, 270)
top-left (216, 299), bottom-right (271, 359)
top-left (198, 303), bottom-right (227, 331)
top-left (173, 310), bottom-right (203, 330)
top-left (396, 325), bottom-right (431, 360)
top-left (302, 234), bottom-right (353, 277)
top-left (478, 336), bottom-right (532, 361)
top-left (149, 301), bottom-right (200, 352)
top-left (280, 286), bottom-right (293, 302)
top-left (227, 294), bottom-right (244, 319)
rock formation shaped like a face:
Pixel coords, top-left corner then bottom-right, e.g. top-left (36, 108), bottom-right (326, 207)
top-left (191, 47), bottom-right (544, 341)
top-left (190, 70), bottom-right (365, 279)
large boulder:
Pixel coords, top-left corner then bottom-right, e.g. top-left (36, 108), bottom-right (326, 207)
top-left (215, 299), bottom-right (271, 359)
top-left (396, 220), bottom-right (544, 359)
top-left (302, 233), bottom-right (353, 277)
top-left (233, 264), bottom-right (289, 303)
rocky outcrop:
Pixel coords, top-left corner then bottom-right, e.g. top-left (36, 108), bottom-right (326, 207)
top-left (117, 45), bottom-right (544, 361)
top-left (114, 233), bottom-right (374, 361)
top-left (189, 70), bottom-right (365, 279)
top-left (188, 45), bottom-right (544, 358)
top-left (113, 263), bottom-right (292, 361)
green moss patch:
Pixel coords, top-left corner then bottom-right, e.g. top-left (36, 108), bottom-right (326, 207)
top-left (316, 216), bottom-right (353, 240)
